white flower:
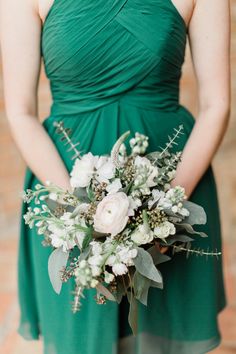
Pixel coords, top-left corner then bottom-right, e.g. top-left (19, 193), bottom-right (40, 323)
top-left (88, 255), bottom-right (103, 267)
top-left (74, 203), bottom-right (90, 215)
top-left (95, 156), bottom-right (116, 183)
top-left (48, 192), bottom-right (58, 201)
top-left (91, 265), bottom-right (102, 277)
top-left (131, 223), bottom-right (154, 245)
top-left (105, 254), bottom-right (116, 266)
top-left (134, 156), bottom-right (158, 188)
top-left (90, 241), bottom-right (103, 255)
top-left (93, 192), bottom-right (130, 236)
top-left (70, 153), bottom-right (98, 188)
top-left (60, 212), bottom-right (75, 227)
top-left (112, 263), bottom-right (128, 276)
top-left (106, 178), bottom-right (122, 194)
top-left (179, 207), bottom-right (190, 217)
top-left (154, 221), bottom-right (176, 239)
top-left (104, 271), bottom-right (115, 284)
top-left (148, 189), bottom-right (165, 209)
top-left (127, 196), bottom-right (141, 216)
top-left (90, 279), bottom-right (99, 288)
top-left (47, 222), bottom-right (76, 251)
top-left (70, 153), bottom-right (116, 188)
top-left (117, 246), bottom-right (138, 264)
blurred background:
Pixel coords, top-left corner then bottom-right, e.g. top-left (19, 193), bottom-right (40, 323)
top-left (0, 2), bottom-right (235, 354)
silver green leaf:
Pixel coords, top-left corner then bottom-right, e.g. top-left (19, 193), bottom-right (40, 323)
top-left (175, 223), bottom-right (207, 238)
top-left (48, 247), bottom-right (69, 294)
top-left (133, 271), bottom-right (151, 306)
top-left (147, 245), bottom-right (171, 265)
top-left (127, 291), bottom-right (138, 335)
top-left (183, 200), bottom-right (207, 225)
top-left (133, 247), bottom-right (163, 284)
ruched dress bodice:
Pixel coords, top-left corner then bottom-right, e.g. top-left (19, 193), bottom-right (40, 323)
top-left (41, 0), bottom-right (187, 115)
top-left (17, 1), bottom-right (226, 354)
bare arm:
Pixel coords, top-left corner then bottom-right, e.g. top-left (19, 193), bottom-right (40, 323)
top-left (172, 0), bottom-right (231, 197)
top-left (0, 0), bottom-right (71, 190)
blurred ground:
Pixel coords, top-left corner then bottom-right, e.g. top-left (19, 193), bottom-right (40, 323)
top-left (0, 2), bottom-right (236, 354)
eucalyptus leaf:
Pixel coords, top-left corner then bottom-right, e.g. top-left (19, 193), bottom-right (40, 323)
top-left (48, 247), bottom-right (69, 294)
top-left (147, 245), bottom-right (171, 265)
top-left (127, 292), bottom-right (138, 335)
top-left (121, 180), bottom-right (134, 195)
top-left (133, 271), bottom-right (151, 306)
top-left (86, 185), bottom-right (95, 202)
top-left (72, 187), bottom-right (90, 203)
top-left (150, 279), bottom-right (164, 289)
top-left (113, 280), bottom-right (126, 304)
top-left (175, 223), bottom-right (207, 238)
top-left (183, 200), bottom-right (207, 225)
top-left (133, 247), bottom-right (163, 284)
top-left (165, 234), bottom-right (194, 245)
top-left (96, 283), bottom-right (116, 301)
top-left (82, 232), bottom-right (93, 250)
top-left (45, 198), bottom-right (59, 212)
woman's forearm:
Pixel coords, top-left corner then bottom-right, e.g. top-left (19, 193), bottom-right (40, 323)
top-left (171, 105), bottom-right (230, 197)
top-left (8, 114), bottom-right (72, 190)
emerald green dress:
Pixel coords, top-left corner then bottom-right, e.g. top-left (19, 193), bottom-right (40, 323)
top-left (17, 0), bottom-right (226, 353)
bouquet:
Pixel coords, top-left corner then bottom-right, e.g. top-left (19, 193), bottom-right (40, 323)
top-left (22, 122), bottom-right (221, 333)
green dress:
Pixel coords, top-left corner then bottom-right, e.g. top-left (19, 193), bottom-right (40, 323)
top-left (17, 0), bottom-right (226, 353)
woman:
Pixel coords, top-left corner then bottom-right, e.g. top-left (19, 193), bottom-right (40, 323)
top-left (0, 0), bottom-right (231, 353)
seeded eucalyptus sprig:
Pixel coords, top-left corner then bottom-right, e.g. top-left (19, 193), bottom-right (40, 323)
top-left (171, 243), bottom-right (222, 259)
top-left (53, 121), bottom-right (82, 160)
top-left (159, 125), bottom-right (184, 158)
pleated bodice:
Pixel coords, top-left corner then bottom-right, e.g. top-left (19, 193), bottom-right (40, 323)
top-left (41, 0), bottom-right (187, 115)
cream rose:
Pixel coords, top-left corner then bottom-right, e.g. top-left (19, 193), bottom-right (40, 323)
top-left (93, 192), bottom-right (130, 236)
top-left (131, 224), bottom-right (154, 245)
top-left (154, 221), bottom-right (176, 239)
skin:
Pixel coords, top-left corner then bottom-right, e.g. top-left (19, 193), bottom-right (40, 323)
top-left (0, 0), bottom-right (231, 198)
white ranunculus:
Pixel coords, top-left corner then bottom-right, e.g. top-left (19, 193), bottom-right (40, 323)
top-left (131, 224), bottom-right (154, 245)
top-left (93, 192), bottom-right (130, 236)
top-left (154, 221), bottom-right (176, 239)
top-left (70, 153), bottom-right (98, 188)
top-left (106, 178), bottom-right (122, 194)
top-left (95, 156), bottom-right (116, 183)
top-left (112, 263), bottom-right (128, 276)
